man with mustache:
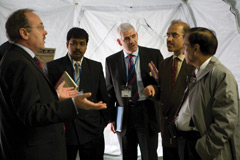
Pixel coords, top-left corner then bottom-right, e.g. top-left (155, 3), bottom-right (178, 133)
top-left (143, 20), bottom-right (194, 160)
top-left (45, 27), bottom-right (109, 160)
top-left (105, 23), bottom-right (163, 160)
top-left (0, 9), bottom-right (106, 160)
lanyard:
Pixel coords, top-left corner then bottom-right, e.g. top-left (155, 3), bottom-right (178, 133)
top-left (126, 53), bottom-right (139, 86)
top-left (71, 59), bottom-right (82, 84)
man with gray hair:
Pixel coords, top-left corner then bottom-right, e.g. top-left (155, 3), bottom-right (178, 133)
top-left (105, 23), bottom-right (163, 160)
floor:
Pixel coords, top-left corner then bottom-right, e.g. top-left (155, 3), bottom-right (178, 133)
top-left (76, 154), bottom-right (163, 160)
top-left (104, 154), bottom-right (163, 160)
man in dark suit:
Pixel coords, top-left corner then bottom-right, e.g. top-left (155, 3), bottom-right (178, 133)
top-left (45, 27), bottom-right (109, 160)
top-left (143, 20), bottom-right (194, 160)
top-left (105, 23), bottom-right (163, 160)
top-left (0, 8), bottom-right (106, 160)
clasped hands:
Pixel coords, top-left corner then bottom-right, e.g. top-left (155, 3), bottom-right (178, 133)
top-left (56, 81), bottom-right (107, 110)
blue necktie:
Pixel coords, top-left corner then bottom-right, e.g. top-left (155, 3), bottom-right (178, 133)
top-left (128, 54), bottom-right (139, 103)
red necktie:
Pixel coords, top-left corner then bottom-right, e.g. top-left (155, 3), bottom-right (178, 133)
top-left (171, 57), bottom-right (179, 88)
top-left (34, 57), bottom-right (43, 69)
top-left (128, 54), bottom-right (139, 103)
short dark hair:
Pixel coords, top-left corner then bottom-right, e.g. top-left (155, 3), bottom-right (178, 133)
top-left (5, 8), bottom-right (33, 42)
top-left (67, 27), bottom-right (89, 43)
top-left (187, 27), bottom-right (218, 56)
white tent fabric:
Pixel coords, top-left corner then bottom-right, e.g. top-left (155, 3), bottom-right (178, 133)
top-left (1, 0), bottom-right (240, 157)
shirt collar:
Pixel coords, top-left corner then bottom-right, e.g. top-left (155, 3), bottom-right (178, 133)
top-left (68, 54), bottom-right (84, 66)
top-left (123, 47), bottom-right (139, 58)
top-left (173, 53), bottom-right (184, 62)
top-left (15, 43), bottom-right (35, 58)
top-left (195, 56), bottom-right (212, 76)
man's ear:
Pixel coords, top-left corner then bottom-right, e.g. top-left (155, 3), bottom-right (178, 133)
top-left (19, 28), bottom-right (29, 40)
top-left (117, 39), bottom-right (122, 46)
top-left (194, 44), bottom-right (200, 53)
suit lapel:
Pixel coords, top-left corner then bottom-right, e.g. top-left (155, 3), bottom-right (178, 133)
top-left (139, 47), bottom-right (146, 79)
top-left (17, 46), bottom-right (56, 94)
top-left (119, 51), bottom-right (127, 83)
top-left (174, 59), bottom-right (189, 88)
top-left (63, 55), bottom-right (74, 78)
top-left (79, 58), bottom-right (87, 90)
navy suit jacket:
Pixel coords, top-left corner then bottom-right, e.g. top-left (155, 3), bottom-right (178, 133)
top-left (45, 54), bottom-right (109, 145)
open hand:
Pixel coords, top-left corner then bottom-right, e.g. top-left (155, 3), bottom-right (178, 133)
top-left (56, 81), bottom-right (78, 100)
top-left (149, 61), bottom-right (159, 81)
top-left (74, 92), bottom-right (107, 110)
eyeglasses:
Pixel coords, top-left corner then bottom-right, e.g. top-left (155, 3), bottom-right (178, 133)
top-left (25, 25), bottom-right (45, 32)
top-left (165, 33), bottom-right (182, 39)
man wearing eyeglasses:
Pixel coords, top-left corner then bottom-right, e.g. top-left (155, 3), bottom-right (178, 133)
top-left (143, 20), bottom-right (194, 160)
top-left (45, 27), bottom-right (109, 160)
top-left (0, 9), bottom-right (106, 160)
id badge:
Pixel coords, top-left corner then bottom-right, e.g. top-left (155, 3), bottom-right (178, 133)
top-left (121, 85), bottom-right (132, 98)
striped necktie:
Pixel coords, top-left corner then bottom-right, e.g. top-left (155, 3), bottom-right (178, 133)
top-left (128, 54), bottom-right (139, 103)
top-left (74, 63), bottom-right (80, 86)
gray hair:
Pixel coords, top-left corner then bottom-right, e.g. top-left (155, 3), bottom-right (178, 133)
top-left (117, 23), bottom-right (135, 37)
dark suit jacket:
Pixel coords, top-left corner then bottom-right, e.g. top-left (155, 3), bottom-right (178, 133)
top-left (45, 54), bottom-right (109, 145)
top-left (156, 55), bottom-right (195, 147)
top-left (0, 41), bottom-right (12, 61)
top-left (0, 44), bottom-right (78, 160)
top-left (105, 46), bottom-right (163, 136)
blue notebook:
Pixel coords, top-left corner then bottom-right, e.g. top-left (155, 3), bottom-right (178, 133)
top-left (116, 106), bottom-right (124, 132)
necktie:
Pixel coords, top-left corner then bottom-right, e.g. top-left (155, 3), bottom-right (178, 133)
top-left (128, 54), bottom-right (139, 103)
top-left (171, 57), bottom-right (179, 88)
top-left (34, 57), bottom-right (43, 69)
top-left (173, 71), bottom-right (196, 121)
top-left (74, 63), bottom-right (80, 86)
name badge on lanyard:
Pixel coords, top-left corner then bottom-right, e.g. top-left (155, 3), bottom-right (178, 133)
top-left (121, 84), bottom-right (132, 98)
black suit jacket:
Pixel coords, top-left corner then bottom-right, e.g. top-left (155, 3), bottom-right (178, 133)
top-left (0, 41), bottom-right (12, 61)
top-left (157, 55), bottom-right (195, 147)
top-left (45, 54), bottom-right (109, 145)
top-left (0, 44), bottom-right (78, 160)
top-left (105, 46), bottom-right (163, 136)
